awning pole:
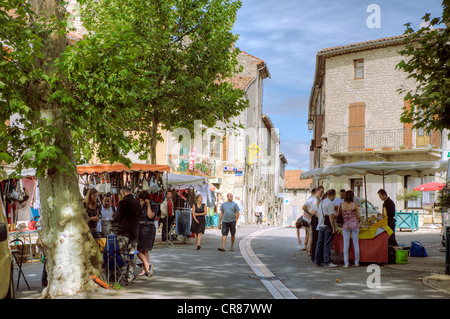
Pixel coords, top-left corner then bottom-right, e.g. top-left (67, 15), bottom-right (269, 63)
top-left (364, 175), bottom-right (368, 219)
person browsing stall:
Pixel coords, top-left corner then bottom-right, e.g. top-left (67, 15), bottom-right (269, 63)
top-left (113, 186), bottom-right (141, 284)
top-left (314, 189), bottom-right (337, 267)
top-left (136, 190), bottom-right (157, 279)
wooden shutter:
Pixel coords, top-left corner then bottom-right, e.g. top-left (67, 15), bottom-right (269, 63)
top-left (314, 114), bottom-right (323, 148)
top-left (403, 100), bottom-right (413, 149)
top-left (348, 103), bottom-right (365, 151)
top-left (222, 135), bottom-right (227, 161)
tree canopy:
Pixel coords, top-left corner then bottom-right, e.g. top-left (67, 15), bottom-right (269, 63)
top-left (396, 1), bottom-right (450, 133)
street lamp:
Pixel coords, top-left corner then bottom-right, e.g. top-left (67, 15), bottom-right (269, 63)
top-left (307, 119), bottom-right (314, 132)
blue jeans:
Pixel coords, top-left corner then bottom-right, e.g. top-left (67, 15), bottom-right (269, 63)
top-left (314, 226), bottom-right (334, 265)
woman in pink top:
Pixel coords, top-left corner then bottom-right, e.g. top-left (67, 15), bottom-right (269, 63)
top-left (337, 190), bottom-right (361, 267)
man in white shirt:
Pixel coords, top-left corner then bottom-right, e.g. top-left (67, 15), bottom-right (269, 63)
top-left (302, 186), bottom-right (324, 261)
top-left (333, 189), bottom-right (345, 211)
top-left (314, 189), bottom-right (337, 267)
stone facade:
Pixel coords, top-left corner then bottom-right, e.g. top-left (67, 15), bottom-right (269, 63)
top-left (308, 35), bottom-right (449, 216)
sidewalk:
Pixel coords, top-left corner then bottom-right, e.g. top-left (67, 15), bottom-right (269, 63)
top-left (386, 225), bottom-right (450, 295)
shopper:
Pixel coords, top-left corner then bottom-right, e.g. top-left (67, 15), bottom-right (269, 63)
top-left (255, 201), bottom-right (264, 228)
top-left (298, 188), bottom-right (316, 252)
top-left (160, 191), bottom-right (175, 242)
top-left (136, 190), bottom-right (156, 278)
top-left (113, 186), bottom-right (141, 284)
top-left (315, 189), bottom-right (337, 267)
top-left (99, 193), bottom-right (115, 236)
top-left (218, 193), bottom-right (240, 252)
top-left (338, 190), bottom-right (361, 267)
top-left (333, 189), bottom-right (346, 210)
top-left (191, 194), bottom-right (207, 250)
top-left (83, 188), bottom-right (100, 233)
top-left (377, 189), bottom-right (398, 246)
top-left (305, 186), bottom-right (324, 261)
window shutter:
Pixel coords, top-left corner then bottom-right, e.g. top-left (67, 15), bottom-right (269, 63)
top-left (315, 115), bottom-right (323, 148)
top-left (403, 100), bottom-right (413, 148)
top-left (348, 103), bottom-right (365, 151)
top-left (222, 136), bottom-right (227, 161)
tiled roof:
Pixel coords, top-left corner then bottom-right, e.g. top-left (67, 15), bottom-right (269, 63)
top-left (318, 33), bottom-right (410, 56)
top-left (285, 170), bottom-right (312, 189)
top-left (230, 76), bottom-right (255, 90)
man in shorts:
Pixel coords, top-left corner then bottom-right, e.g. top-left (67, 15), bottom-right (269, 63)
top-left (218, 193), bottom-right (240, 251)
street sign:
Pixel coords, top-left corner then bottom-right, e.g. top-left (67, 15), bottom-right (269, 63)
top-left (443, 150), bottom-right (450, 162)
top-left (247, 143), bottom-right (260, 165)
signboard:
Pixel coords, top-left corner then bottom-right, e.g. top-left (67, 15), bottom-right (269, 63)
top-left (224, 167), bottom-right (243, 172)
top-left (235, 171), bottom-right (243, 177)
top-left (247, 143), bottom-right (260, 165)
top-left (443, 150), bottom-right (450, 162)
top-left (188, 147), bottom-right (197, 171)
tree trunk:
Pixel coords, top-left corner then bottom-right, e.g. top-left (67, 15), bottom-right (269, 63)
top-left (29, 0), bottom-right (102, 298)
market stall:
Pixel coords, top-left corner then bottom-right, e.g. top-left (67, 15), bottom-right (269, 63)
top-left (77, 163), bottom-right (170, 236)
top-left (0, 167), bottom-right (41, 263)
top-left (163, 173), bottom-right (218, 243)
top-left (300, 160), bottom-right (448, 264)
top-left (333, 216), bottom-right (393, 264)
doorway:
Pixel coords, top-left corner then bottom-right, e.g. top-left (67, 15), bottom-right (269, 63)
top-left (351, 178), bottom-right (363, 198)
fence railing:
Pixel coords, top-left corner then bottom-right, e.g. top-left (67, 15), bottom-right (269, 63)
top-left (327, 129), bottom-right (441, 153)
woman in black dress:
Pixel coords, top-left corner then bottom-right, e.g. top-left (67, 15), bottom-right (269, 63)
top-left (191, 194), bottom-right (207, 250)
top-left (137, 190), bottom-right (156, 278)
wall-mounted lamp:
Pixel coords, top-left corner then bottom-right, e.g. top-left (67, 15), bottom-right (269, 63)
top-left (307, 118), bottom-right (314, 131)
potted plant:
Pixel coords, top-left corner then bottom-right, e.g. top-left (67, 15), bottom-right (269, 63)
top-left (396, 188), bottom-right (422, 201)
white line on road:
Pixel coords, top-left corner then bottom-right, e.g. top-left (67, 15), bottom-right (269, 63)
top-left (239, 227), bottom-right (298, 299)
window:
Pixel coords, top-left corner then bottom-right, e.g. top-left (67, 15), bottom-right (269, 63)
top-left (209, 136), bottom-right (221, 159)
top-left (354, 59), bottom-right (364, 79)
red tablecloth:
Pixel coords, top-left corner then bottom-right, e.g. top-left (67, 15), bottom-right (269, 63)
top-left (333, 231), bottom-right (389, 263)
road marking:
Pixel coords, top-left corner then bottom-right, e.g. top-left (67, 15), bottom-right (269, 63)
top-left (239, 227), bottom-right (298, 299)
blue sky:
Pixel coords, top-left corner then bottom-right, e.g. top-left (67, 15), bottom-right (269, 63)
top-left (232, 0), bottom-right (444, 171)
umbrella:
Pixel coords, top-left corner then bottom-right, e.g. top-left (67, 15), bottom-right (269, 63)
top-left (413, 182), bottom-right (446, 192)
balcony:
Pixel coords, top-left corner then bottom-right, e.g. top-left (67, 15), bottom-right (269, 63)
top-left (327, 129), bottom-right (441, 155)
top-left (168, 154), bottom-right (217, 177)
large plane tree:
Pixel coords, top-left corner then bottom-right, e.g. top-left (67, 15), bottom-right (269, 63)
top-left (0, 0), bottom-right (246, 298)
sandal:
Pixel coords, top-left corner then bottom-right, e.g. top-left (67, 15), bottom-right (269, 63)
top-left (218, 247), bottom-right (226, 251)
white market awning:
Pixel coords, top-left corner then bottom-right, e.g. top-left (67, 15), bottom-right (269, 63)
top-left (300, 160), bottom-right (448, 180)
top-left (163, 173), bottom-right (208, 186)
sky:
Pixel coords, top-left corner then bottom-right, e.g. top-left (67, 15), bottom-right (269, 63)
top-left (231, 0), bottom-right (445, 172)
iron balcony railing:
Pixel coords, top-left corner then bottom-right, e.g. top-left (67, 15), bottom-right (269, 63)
top-left (327, 129), bottom-right (441, 154)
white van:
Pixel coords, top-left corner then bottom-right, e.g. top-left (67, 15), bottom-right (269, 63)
top-left (0, 199), bottom-right (14, 299)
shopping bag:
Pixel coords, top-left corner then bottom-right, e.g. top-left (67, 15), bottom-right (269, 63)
top-left (410, 241), bottom-right (428, 257)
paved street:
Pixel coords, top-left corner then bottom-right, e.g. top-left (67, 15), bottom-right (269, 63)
top-left (14, 224), bottom-right (450, 300)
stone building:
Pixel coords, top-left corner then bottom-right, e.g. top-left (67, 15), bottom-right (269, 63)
top-left (283, 170), bottom-right (312, 226)
top-left (308, 34), bottom-right (449, 215)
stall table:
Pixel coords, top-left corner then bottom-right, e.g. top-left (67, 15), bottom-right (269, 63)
top-left (333, 229), bottom-right (390, 264)
top-left (333, 218), bottom-right (393, 264)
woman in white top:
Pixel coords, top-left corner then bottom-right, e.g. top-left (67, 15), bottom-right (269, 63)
top-left (255, 201), bottom-right (264, 228)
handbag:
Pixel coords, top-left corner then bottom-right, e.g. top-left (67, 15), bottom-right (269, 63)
top-left (149, 175), bottom-right (161, 194)
top-left (320, 202), bottom-right (331, 226)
